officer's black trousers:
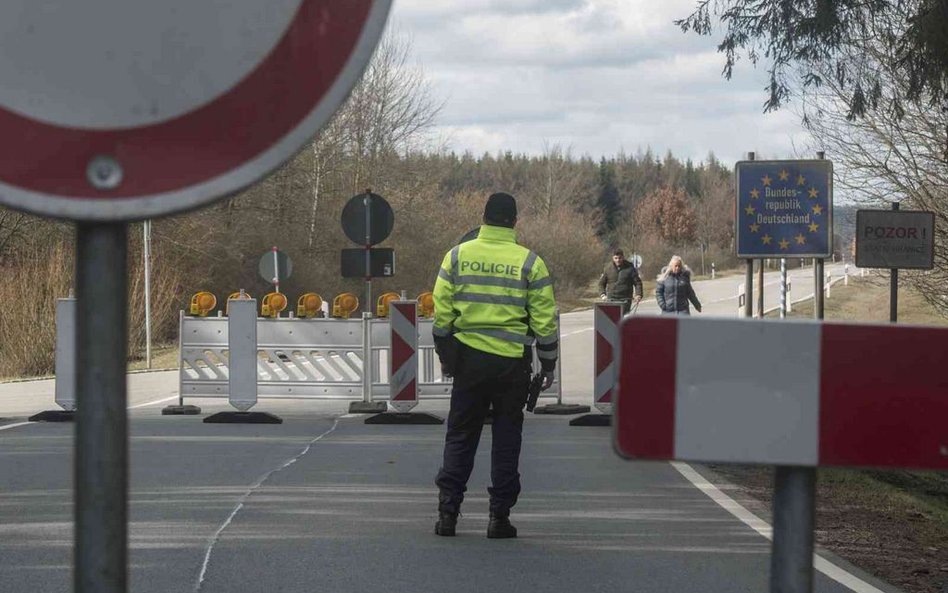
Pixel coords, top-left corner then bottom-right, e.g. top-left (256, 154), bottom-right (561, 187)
top-left (435, 345), bottom-right (530, 517)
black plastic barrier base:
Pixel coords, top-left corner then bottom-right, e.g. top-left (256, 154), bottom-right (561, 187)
top-left (569, 414), bottom-right (610, 427)
top-left (203, 411), bottom-right (283, 424)
top-left (162, 405), bottom-right (202, 416)
top-left (28, 410), bottom-right (75, 422)
top-left (533, 404), bottom-right (590, 415)
top-left (349, 401), bottom-right (388, 414)
top-left (364, 412), bottom-right (444, 425)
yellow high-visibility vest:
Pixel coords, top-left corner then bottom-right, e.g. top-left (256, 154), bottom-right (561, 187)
top-left (432, 224), bottom-right (558, 363)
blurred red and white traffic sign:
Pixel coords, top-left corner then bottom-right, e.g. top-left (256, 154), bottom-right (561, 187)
top-left (614, 317), bottom-right (948, 470)
top-left (0, 0), bottom-right (391, 220)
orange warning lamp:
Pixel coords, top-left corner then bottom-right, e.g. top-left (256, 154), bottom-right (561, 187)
top-left (376, 292), bottom-right (400, 318)
top-left (332, 292), bottom-right (360, 319)
top-left (189, 291), bottom-right (217, 317)
top-left (225, 289), bottom-right (252, 315)
top-left (261, 292), bottom-right (288, 318)
top-left (417, 291), bottom-right (435, 318)
top-left (296, 292), bottom-right (323, 318)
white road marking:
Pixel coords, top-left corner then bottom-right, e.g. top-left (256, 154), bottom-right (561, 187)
top-left (672, 462), bottom-right (886, 593)
top-left (128, 395), bottom-right (178, 409)
top-left (195, 418), bottom-right (341, 591)
top-left (0, 395), bottom-right (181, 433)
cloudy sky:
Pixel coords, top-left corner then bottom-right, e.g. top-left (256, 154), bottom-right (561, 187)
top-left (389, 0), bottom-right (813, 166)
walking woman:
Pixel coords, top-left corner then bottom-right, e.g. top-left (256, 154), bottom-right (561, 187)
top-left (656, 255), bottom-right (702, 315)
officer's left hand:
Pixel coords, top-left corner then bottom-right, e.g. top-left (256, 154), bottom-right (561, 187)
top-left (540, 370), bottom-right (555, 391)
top-left (441, 363), bottom-right (454, 380)
top-left (634, 295), bottom-right (642, 302)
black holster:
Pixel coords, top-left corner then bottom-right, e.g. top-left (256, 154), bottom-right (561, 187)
top-left (434, 335), bottom-right (460, 375)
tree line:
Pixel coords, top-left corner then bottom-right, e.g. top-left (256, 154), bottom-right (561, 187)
top-left (0, 37), bottom-right (739, 378)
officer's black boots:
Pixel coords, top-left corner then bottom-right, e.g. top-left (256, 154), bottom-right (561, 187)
top-left (435, 511), bottom-right (458, 536)
top-left (487, 513), bottom-right (517, 539)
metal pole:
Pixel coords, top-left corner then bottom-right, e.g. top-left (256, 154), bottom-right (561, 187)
top-left (75, 222), bottom-right (128, 593)
top-left (757, 258), bottom-right (765, 318)
top-left (770, 466), bottom-right (816, 593)
top-left (814, 152), bottom-right (826, 321)
top-left (815, 259), bottom-right (825, 319)
top-left (363, 190), bottom-right (372, 316)
top-left (780, 258), bottom-right (787, 319)
top-left (362, 312), bottom-right (372, 403)
top-left (745, 151), bottom-right (755, 319)
top-left (745, 260), bottom-right (754, 318)
top-left (143, 220), bottom-right (152, 369)
top-left (271, 245), bottom-right (280, 294)
top-left (890, 202), bottom-right (899, 323)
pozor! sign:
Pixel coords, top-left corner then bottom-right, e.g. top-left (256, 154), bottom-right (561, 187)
top-left (735, 159), bottom-right (833, 258)
top-left (855, 209), bottom-right (935, 270)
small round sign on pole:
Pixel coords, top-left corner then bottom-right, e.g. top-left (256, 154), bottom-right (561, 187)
top-left (258, 248), bottom-right (293, 291)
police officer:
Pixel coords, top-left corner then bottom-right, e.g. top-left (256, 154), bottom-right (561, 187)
top-left (432, 192), bottom-right (558, 539)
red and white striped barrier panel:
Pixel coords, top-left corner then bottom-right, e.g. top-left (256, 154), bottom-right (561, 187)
top-left (614, 317), bottom-right (948, 470)
top-left (593, 302), bottom-right (622, 414)
top-left (389, 301), bottom-right (418, 413)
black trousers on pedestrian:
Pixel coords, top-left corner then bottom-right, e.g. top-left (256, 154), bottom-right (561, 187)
top-left (435, 344), bottom-right (530, 517)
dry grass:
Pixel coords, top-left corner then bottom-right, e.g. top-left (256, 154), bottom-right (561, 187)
top-left (0, 244), bottom-right (72, 379)
top-left (769, 274), bottom-right (948, 326)
top-left (0, 238), bottom-right (185, 381)
top-left (127, 344), bottom-right (180, 372)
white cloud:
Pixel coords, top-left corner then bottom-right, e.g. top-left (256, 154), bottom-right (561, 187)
top-left (389, 0), bottom-right (810, 165)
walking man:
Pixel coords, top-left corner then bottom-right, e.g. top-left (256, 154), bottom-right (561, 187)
top-left (432, 192), bottom-right (558, 539)
top-left (597, 249), bottom-right (643, 315)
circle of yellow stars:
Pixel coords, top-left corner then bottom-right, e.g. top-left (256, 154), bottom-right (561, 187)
top-left (746, 169), bottom-right (825, 250)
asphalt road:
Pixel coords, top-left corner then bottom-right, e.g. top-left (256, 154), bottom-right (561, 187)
top-left (0, 265), bottom-right (896, 593)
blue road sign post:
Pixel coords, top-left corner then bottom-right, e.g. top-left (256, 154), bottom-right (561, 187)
top-left (736, 160), bottom-right (833, 259)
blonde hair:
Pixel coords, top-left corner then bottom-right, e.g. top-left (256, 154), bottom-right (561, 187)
top-left (658, 255), bottom-right (684, 281)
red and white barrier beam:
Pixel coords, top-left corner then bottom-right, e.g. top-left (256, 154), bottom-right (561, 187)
top-left (615, 317), bottom-right (948, 470)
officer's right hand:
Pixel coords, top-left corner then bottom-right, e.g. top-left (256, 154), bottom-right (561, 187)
top-left (599, 293), bottom-right (607, 300)
top-left (540, 370), bottom-right (555, 391)
top-left (441, 363), bottom-right (454, 380)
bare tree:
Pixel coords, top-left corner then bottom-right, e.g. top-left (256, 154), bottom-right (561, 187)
top-left (800, 26), bottom-right (948, 315)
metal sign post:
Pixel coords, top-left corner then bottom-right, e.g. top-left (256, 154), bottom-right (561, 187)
top-left (364, 191), bottom-right (373, 314)
top-left (0, 2), bottom-right (392, 591)
top-left (76, 223), bottom-right (128, 593)
top-left (143, 220), bottom-right (152, 369)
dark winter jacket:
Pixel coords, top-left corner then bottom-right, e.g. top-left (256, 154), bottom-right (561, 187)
top-left (655, 267), bottom-right (702, 314)
top-left (597, 260), bottom-right (643, 300)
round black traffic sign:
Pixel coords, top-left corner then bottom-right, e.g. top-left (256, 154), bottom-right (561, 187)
top-left (341, 192), bottom-right (394, 246)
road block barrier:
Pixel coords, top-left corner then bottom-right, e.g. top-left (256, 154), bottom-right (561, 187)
top-left (175, 300), bottom-right (561, 408)
top-left (593, 302), bottom-right (621, 414)
top-left (388, 301), bottom-right (418, 413)
top-left (569, 302), bottom-right (620, 426)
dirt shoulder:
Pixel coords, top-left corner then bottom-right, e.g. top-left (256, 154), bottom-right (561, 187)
top-left (707, 465), bottom-right (948, 593)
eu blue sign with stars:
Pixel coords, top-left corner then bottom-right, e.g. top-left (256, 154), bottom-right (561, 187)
top-left (735, 160), bottom-right (833, 258)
